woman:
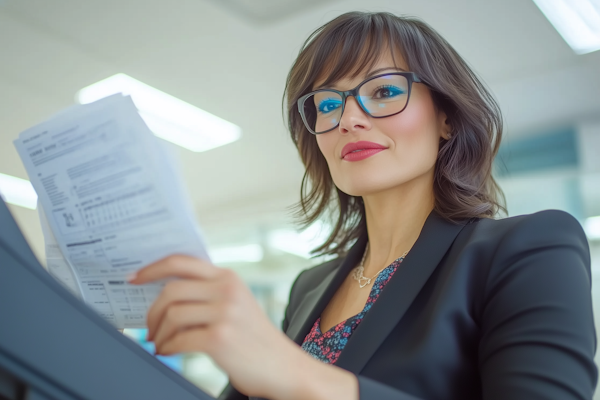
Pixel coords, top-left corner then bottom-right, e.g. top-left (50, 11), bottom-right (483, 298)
top-left (130, 12), bottom-right (597, 400)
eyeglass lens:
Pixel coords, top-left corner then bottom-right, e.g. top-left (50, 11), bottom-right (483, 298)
top-left (303, 74), bottom-right (410, 134)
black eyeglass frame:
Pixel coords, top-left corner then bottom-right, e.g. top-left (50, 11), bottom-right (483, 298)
top-left (297, 72), bottom-right (423, 135)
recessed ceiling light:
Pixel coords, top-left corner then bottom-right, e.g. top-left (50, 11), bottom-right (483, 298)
top-left (269, 221), bottom-right (331, 258)
top-left (584, 215), bottom-right (600, 240)
top-left (0, 173), bottom-right (38, 210)
top-left (209, 244), bottom-right (264, 264)
top-left (76, 74), bottom-right (242, 152)
top-left (532, 0), bottom-right (600, 54)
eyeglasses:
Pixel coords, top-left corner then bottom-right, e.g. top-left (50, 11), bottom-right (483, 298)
top-left (297, 72), bottom-right (423, 135)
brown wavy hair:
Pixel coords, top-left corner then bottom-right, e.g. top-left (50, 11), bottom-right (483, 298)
top-left (283, 11), bottom-right (505, 257)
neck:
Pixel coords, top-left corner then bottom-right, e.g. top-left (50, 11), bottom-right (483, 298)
top-left (361, 172), bottom-right (434, 274)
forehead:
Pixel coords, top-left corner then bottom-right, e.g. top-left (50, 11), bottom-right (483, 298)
top-left (313, 48), bottom-right (409, 90)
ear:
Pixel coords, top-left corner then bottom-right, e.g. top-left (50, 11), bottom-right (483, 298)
top-left (438, 110), bottom-right (452, 140)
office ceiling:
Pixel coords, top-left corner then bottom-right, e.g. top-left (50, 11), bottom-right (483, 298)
top-left (1, 0), bottom-right (600, 251)
top-left (206, 0), bottom-right (343, 23)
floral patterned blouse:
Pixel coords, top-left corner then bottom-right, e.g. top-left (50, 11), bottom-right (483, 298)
top-left (301, 254), bottom-right (406, 364)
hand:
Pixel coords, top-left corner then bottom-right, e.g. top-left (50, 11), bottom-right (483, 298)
top-left (129, 255), bottom-right (309, 399)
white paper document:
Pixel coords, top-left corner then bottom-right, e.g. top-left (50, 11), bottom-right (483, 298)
top-left (14, 95), bottom-right (210, 329)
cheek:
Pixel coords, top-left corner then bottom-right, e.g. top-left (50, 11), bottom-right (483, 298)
top-left (378, 97), bottom-right (441, 160)
top-left (315, 134), bottom-right (338, 166)
top-left (316, 134), bottom-right (348, 188)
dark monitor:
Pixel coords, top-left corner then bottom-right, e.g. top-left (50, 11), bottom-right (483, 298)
top-left (0, 198), bottom-right (213, 400)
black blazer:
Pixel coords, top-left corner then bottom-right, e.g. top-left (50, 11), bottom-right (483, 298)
top-left (220, 210), bottom-right (597, 400)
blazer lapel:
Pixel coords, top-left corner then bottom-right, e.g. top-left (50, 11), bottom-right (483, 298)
top-left (286, 233), bottom-right (368, 345)
top-left (334, 212), bottom-right (468, 374)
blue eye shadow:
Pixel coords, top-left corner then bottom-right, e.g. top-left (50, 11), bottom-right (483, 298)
top-left (318, 98), bottom-right (342, 114)
top-left (382, 86), bottom-right (405, 96)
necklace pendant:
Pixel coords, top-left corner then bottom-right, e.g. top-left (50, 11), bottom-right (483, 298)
top-left (358, 277), bottom-right (371, 288)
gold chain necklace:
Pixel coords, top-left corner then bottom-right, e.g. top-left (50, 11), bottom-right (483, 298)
top-left (352, 243), bottom-right (408, 288)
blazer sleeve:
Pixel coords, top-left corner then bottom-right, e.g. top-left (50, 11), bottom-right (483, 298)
top-left (477, 210), bottom-right (597, 399)
top-left (352, 210), bottom-right (597, 400)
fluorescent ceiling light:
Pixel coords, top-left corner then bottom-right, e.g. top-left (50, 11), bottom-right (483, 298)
top-left (269, 221), bottom-right (331, 259)
top-left (209, 244), bottom-right (264, 264)
top-left (532, 0), bottom-right (600, 54)
top-left (584, 216), bottom-right (600, 240)
top-left (76, 74), bottom-right (242, 152)
top-left (0, 173), bottom-right (37, 210)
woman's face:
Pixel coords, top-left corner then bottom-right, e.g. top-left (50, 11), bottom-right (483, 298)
top-left (314, 52), bottom-right (449, 197)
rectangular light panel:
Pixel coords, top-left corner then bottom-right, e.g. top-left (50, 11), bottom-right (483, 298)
top-left (77, 74), bottom-right (242, 152)
top-left (532, 0), bottom-right (600, 54)
top-left (0, 173), bottom-right (38, 210)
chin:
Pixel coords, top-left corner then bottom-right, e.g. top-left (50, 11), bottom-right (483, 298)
top-left (332, 167), bottom-right (434, 198)
top-left (334, 176), bottom-right (407, 197)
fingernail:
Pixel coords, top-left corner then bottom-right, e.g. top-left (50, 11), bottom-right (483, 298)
top-left (126, 272), bottom-right (137, 282)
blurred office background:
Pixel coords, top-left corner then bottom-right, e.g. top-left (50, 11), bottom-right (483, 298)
top-left (1, 0), bottom-right (600, 397)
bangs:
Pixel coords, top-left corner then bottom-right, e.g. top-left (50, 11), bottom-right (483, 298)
top-left (302, 16), bottom-right (404, 90)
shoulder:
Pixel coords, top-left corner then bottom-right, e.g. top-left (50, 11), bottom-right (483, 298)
top-left (472, 209), bottom-right (588, 254)
top-left (441, 210), bottom-right (592, 306)
top-left (280, 258), bottom-right (343, 332)
top-left (288, 257), bottom-right (342, 299)
top-left (471, 210), bottom-right (591, 294)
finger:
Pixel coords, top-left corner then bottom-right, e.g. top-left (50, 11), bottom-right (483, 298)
top-left (156, 326), bottom-right (214, 356)
top-left (130, 255), bottom-right (220, 284)
top-left (147, 280), bottom-right (218, 340)
top-left (152, 303), bottom-right (220, 350)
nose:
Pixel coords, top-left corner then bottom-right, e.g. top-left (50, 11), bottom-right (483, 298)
top-left (338, 96), bottom-right (372, 134)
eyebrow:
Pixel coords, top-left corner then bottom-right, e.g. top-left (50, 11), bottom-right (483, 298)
top-left (366, 66), bottom-right (408, 77)
top-left (315, 67), bottom-right (408, 91)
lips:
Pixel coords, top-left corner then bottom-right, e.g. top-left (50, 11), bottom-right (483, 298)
top-left (341, 141), bottom-right (388, 160)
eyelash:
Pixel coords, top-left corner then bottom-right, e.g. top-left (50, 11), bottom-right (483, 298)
top-left (371, 85), bottom-right (405, 97)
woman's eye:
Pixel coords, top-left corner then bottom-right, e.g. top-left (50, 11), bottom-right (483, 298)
top-left (372, 85), bottom-right (404, 99)
top-left (318, 99), bottom-right (342, 114)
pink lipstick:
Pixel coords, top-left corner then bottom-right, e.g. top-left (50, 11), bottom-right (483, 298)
top-left (341, 141), bottom-right (387, 161)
